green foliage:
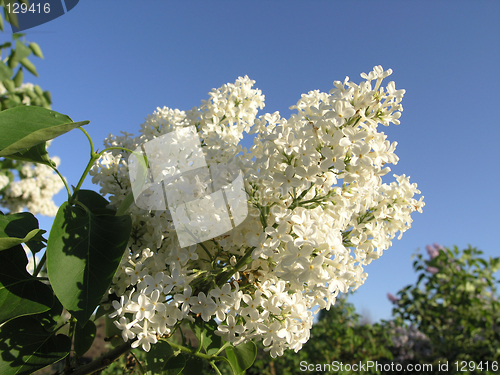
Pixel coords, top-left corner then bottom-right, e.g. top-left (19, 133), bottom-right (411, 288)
top-left (392, 245), bottom-right (500, 365)
top-left (246, 295), bottom-right (394, 375)
top-left (0, 106), bottom-right (89, 157)
top-left (46, 198), bottom-right (132, 325)
top-left (74, 320), bottom-right (97, 357)
top-left (0, 303), bottom-right (71, 375)
top-left (0, 244), bottom-right (53, 325)
top-left (225, 341), bottom-right (257, 375)
top-left (0, 22), bottom-right (51, 110)
top-left (0, 211), bottom-right (46, 250)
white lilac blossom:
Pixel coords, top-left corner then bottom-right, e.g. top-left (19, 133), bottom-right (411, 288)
top-left (1, 156), bottom-right (64, 216)
top-left (90, 67), bottom-right (424, 355)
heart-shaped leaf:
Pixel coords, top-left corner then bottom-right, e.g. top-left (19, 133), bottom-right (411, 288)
top-left (0, 212), bottom-right (46, 251)
top-left (0, 106), bottom-right (89, 157)
top-left (0, 245), bottom-right (54, 325)
top-left (224, 341), bottom-right (257, 375)
top-left (46, 202), bottom-right (132, 324)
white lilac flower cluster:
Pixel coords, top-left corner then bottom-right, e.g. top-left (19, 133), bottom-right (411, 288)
top-left (0, 156), bottom-right (64, 216)
top-left (90, 66), bottom-right (424, 356)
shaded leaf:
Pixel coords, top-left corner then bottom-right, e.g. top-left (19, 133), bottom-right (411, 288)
top-left (74, 320), bottom-right (96, 357)
top-left (180, 354), bottom-right (201, 375)
top-left (46, 202), bottom-right (132, 324)
top-left (0, 106), bottom-right (89, 156)
top-left (75, 189), bottom-right (116, 215)
top-left (163, 353), bottom-right (186, 375)
top-left (4, 141), bottom-right (56, 167)
top-left (145, 340), bottom-right (174, 374)
top-left (0, 212), bottom-right (46, 251)
top-left (0, 245), bottom-right (53, 324)
top-left (0, 315), bottom-right (71, 375)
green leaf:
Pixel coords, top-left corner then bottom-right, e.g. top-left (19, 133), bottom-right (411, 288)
top-left (0, 61), bottom-right (13, 81)
top-left (75, 189), bottom-right (116, 215)
top-left (4, 141), bottom-right (56, 167)
top-left (74, 320), bottom-right (96, 357)
top-left (13, 40), bottom-right (32, 62)
top-left (43, 90), bottom-right (52, 104)
top-left (192, 318), bottom-right (222, 355)
top-left (224, 341), bottom-right (256, 375)
top-left (0, 212), bottom-right (46, 251)
top-left (145, 340), bottom-right (174, 373)
top-left (12, 67), bottom-right (23, 87)
top-left (116, 191), bottom-right (135, 216)
top-left (46, 202), bottom-right (132, 324)
top-left (29, 42), bottom-right (44, 59)
top-left (19, 57), bottom-right (37, 77)
top-left (163, 354), bottom-right (186, 375)
top-left (4, 1), bottom-right (20, 29)
top-left (2, 78), bottom-right (15, 93)
top-left (180, 354), bottom-right (201, 375)
top-left (0, 245), bottom-right (54, 325)
top-left (0, 315), bottom-right (71, 375)
top-left (25, 239), bottom-right (46, 254)
top-left (0, 106), bottom-right (90, 156)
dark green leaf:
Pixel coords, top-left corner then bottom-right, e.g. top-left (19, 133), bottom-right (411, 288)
top-left (180, 354), bottom-right (201, 375)
top-left (46, 202), bottom-right (132, 324)
top-left (74, 320), bottom-right (96, 357)
top-left (145, 340), bottom-right (174, 374)
top-left (4, 141), bottom-right (56, 167)
top-left (19, 57), bottom-right (37, 77)
top-left (225, 341), bottom-right (256, 375)
top-left (0, 315), bottom-right (71, 375)
top-left (0, 61), bottom-right (13, 81)
top-left (75, 189), bottom-right (116, 215)
top-left (29, 42), bottom-right (44, 59)
top-left (33, 298), bottom-right (65, 333)
top-left (25, 239), bottom-right (46, 254)
top-left (0, 212), bottom-right (46, 251)
top-left (0, 245), bottom-right (54, 324)
top-left (0, 106), bottom-right (90, 156)
top-left (13, 40), bottom-right (32, 62)
top-left (163, 353), bottom-right (186, 375)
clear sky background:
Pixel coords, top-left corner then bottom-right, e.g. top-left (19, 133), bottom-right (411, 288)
top-left (5, 0), bottom-right (499, 323)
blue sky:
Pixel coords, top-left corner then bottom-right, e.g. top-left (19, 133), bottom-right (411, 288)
top-left (4, 1), bottom-right (500, 323)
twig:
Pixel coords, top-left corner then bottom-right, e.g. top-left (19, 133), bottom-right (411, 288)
top-left (65, 342), bottom-right (132, 375)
